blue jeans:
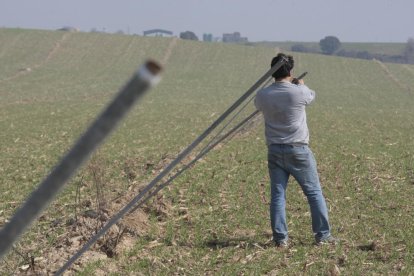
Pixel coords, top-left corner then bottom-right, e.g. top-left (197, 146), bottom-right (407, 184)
top-left (267, 144), bottom-right (331, 243)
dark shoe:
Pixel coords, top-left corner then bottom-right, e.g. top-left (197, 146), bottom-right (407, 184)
top-left (316, 236), bottom-right (339, 246)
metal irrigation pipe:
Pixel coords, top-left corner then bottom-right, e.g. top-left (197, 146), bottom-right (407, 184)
top-left (198, 76), bottom-right (272, 156)
top-left (55, 58), bottom-right (287, 275)
top-left (128, 71), bottom-right (309, 216)
top-left (127, 109), bottom-right (261, 215)
top-left (0, 60), bottom-right (163, 260)
top-left (129, 76), bottom-right (276, 211)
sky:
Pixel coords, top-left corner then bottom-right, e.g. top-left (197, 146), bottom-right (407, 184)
top-left (1, 0), bottom-right (413, 42)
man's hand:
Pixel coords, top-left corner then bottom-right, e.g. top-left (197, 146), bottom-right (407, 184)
top-left (291, 78), bottom-right (304, 85)
top-left (292, 72), bottom-right (308, 85)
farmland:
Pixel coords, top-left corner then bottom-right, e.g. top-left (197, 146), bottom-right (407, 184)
top-left (0, 28), bottom-right (413, 274)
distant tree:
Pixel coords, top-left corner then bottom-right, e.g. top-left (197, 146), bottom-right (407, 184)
top-left (381, 54), bottom-right (406, 64)
top-left (319, 36), bottom-right (341, 55)
top-left (291, 44), bottom-right (319, 54)
top-left (403, 38), bottom-right (414, 64)
top-left (57, 26), bottom-right (78, 32)
top-left (356, 51), bottom-right (373, 60)
top-left (291, 44), bottom-right (309, 53)
top-left (180, 31), bottom-right (198, 41)
top-left (336, 49), bottom-right (356, 58)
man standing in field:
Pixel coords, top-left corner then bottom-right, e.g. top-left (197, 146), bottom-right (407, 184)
top-left (255, 53), bottom-right (336, 247)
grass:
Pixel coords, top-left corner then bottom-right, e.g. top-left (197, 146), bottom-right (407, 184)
top-left (0, 28), bottom-right (413, 275)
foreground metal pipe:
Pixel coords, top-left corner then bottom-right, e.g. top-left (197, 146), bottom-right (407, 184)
top-left (55, 58), bottom-right (287, 275)
top-left (0, 60), bottom-right (162, 259)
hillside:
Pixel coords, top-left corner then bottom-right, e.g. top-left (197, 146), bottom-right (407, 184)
top-left (0, 28), bottom-right (413, 274)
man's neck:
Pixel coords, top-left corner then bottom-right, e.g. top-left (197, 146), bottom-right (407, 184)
top-left (275, 76), bottom-right (292, 83)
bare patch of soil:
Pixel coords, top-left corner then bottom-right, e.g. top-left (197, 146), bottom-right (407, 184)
top-left (11, 156), bottom-right (176, 275)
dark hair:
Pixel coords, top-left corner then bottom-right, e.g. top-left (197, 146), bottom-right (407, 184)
top-left (271, 53), bottom-right (294, 79)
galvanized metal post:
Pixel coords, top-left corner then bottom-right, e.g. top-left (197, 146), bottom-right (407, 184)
top-left (55, 58), bottom-right (287, 275)
top-left (0, 60), bottom-right (162, 259)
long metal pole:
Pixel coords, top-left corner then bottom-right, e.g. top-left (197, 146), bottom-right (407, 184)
top-left (55, 58), bottom-right (287, 275)
top-left (128, 109), bottom-right (261, 216)
top-left (0, 60), bottom-right (163, 259)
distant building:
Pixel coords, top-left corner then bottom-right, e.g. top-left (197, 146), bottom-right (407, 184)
top-left (143, 29), bottom-right (173, 37)
top-left (222, 32), bottom-right (248, 43)
top-left (203, 33), bottom-right (213, 42)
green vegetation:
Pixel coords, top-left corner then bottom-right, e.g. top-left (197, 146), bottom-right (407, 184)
top-left (256, 41), bottom-right (406, 56)
top-left (0, 28), bottom-right (413, 274)
top-left (341, 42), bottom-right (406, 56)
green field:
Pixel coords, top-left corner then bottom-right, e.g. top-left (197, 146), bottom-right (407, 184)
top-left (1, 28), bottom-right (413, 274)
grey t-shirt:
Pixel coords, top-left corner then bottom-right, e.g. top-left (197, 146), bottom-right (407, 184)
top-left (254, 81), bottom-right (315, 145)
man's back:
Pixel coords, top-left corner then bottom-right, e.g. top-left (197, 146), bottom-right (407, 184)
top-left (255, 81), bottom-right (315, 145)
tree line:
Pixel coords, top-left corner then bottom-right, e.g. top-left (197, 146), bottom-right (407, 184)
top-left (291, 36), bottom-right (414, 64)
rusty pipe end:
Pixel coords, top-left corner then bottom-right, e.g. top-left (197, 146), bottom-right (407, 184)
top-left (137, 60), bottom-right (163, 86)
